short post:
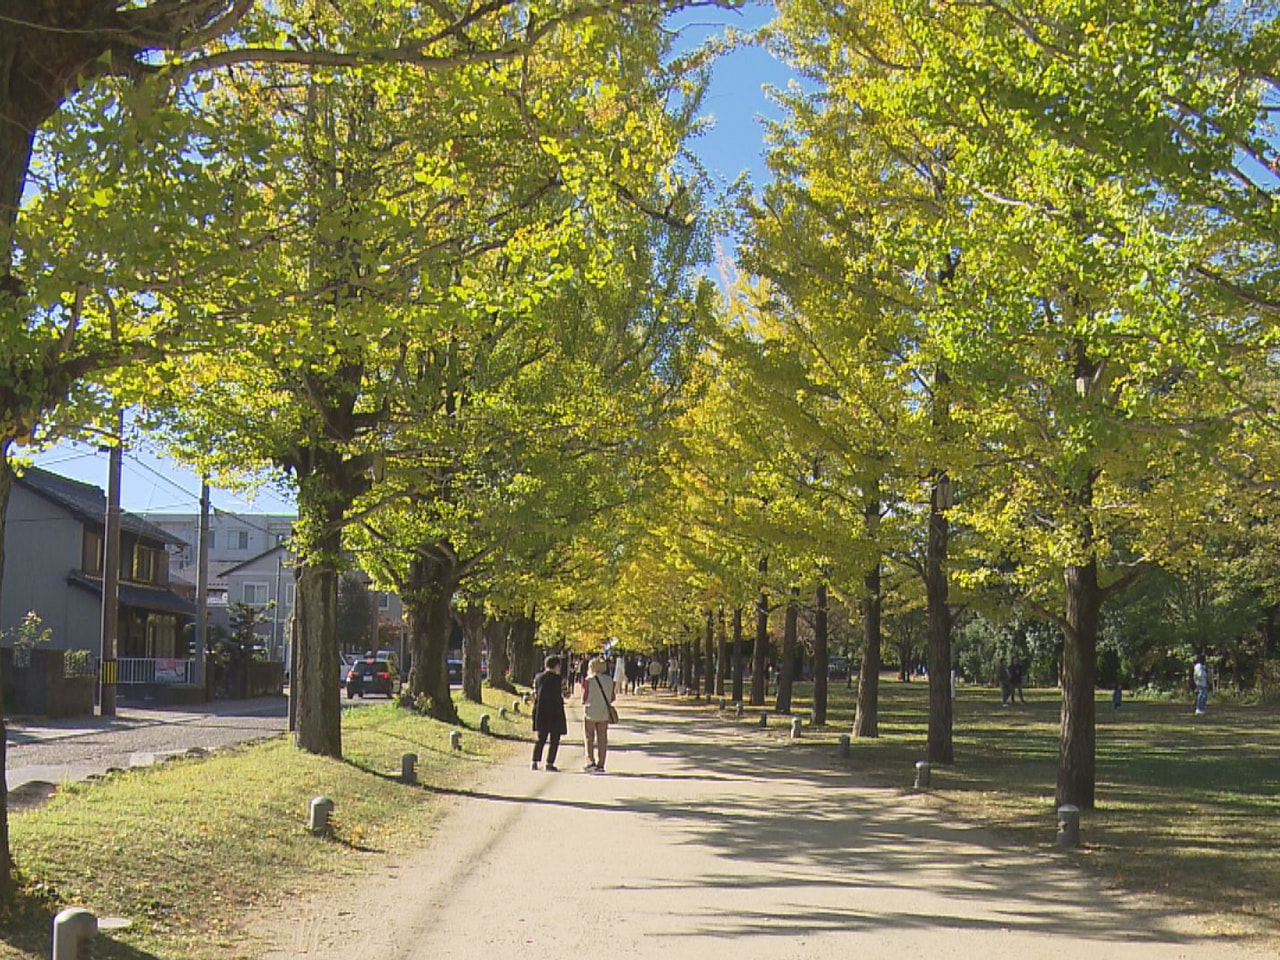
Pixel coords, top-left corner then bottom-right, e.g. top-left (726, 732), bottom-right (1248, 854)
top-left (499, 706), bottom-right (508, 721)
top-left (838, 734), bottom-right (851, 759)
top-left (52, 907), bottom-right (96, 960)
top-left (758, 712), bottom-right (768, 728)
top-left (400, 753), bottom-right (417, 785)
top-left (479, 713), bottom-right (491, 734)
top-left (735, 702), bottom-right (745, 718)
top-left (790, 717), bottom-right (803, 739)
top-left (718, 698), bottom-right (726, 711)
top-left (914, 760), bottom-right (931, 790)
top-left (449, 729), bottom-right (462, 751)
top-left (1056, 804), bottom-right (1081, 848)
top-left (309, 796), bottom-right (334, 834)
top-left (511, 699), bottom-right (521, 714)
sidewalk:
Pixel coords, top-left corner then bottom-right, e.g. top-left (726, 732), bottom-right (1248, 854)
top-left (259, 694), bottom-right (1268, 960)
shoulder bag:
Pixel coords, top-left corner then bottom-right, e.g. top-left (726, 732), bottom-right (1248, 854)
top-left (594, 674), bottom-right (620, 723)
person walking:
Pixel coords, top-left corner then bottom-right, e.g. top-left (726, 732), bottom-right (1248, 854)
top-left (583, 656), bottom-right (617, 772)
top-left (531, 655), bottom-right (567, 771)
top-left (613, 653), bottom-right (627, 694)
top-left (648, 657), bottom-right (663, 691)
top-left (1193, 656), bottom-right (1210, 716)
top-left (1010, 658), bottom-right (1028, 704)
top-left (997, 659), bottom-right (1012, 706)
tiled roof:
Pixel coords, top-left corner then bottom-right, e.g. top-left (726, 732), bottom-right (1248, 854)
top-left (15, 466), bottom-right (185, 546)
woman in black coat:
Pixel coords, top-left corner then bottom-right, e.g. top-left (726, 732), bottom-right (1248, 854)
top-left (532, 655), bottom-right (567, 771)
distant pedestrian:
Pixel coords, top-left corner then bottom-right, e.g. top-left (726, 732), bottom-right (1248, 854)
top-left (997, 659), bottom-right (1012, 706)
top-left (532, 655), bottom-right (567, 772)
top-left (613, 654), bottom-right (627, 692)
top-left (668, 657), bottom-right (679, 689)
top-left (648, 658), bottom-right (662, 691)
top-left (1010, 659), bottom-right (1027, 704)
top-left (1193, 656), bottom-right (1210, 716)
top-left (950, 667), bottom-right (958, 701)
top-left (1112, 683), bottom-right (1123, 712)
top-left (583, 657), bottom-right (617, 772)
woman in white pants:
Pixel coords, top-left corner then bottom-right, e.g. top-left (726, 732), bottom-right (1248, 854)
top-left (583, 657), bottom-right (617, 772)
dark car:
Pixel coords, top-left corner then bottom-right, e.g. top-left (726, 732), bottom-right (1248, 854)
top-left (346, 659), bottom-right (400, 698)
top-left (447, 659), bottom-right (462, 685)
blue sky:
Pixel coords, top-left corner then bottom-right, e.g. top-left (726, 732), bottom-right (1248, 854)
top-left (28, 1), bottom-right (791, 515)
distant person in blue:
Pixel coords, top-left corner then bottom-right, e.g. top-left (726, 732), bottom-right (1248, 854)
top-left (532, 655), bottom-right (567, 771)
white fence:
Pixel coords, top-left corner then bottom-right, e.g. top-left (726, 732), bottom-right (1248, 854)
top-left (117, 658), bottom-right (196, 685)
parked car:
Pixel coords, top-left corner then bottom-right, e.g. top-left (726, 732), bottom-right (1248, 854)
top-left (828, 656), bottom-right (851, 680)
top-left (447, 658), bottom-right (462, 685)
top-left (346, 658), bottom-right (400, 698)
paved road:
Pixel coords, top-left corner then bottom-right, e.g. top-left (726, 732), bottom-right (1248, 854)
top-left (4, 688), bottom-right (395, 796)
top-left (263, 695), bottom-right (1268, 960)
top-left (4, 696), bottom-right (290, 793)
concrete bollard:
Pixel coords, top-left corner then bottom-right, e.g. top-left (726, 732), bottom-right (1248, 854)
top-left (1057, 804), bottom-right (1081, 848)
top-left (839, 734), bottom-right (851, 759)
top-left (449, 730), bottom-right (462, 751)
top-left (735, 702), bottom-right (745, 718)
top-left (401, 753), bottom-right (417, 784)
top-left (479, 713), bottom-right (491, 734)
top-left (758, 712), bottom-right (768, 728)
top-left (512, 699), bottom-right (521, 714)
top-left (309, 796), bottom-right (334, 834)
top-left (52, 907), bottom-right (96, 960)
top-left (914, 760), bottom-right (931, 790)
top-left (718, 698), bottom-right (727, 711)
top-left (790, 717), bottom-right (803, 739)
top-left (499, 707), bottom-right (508, 721)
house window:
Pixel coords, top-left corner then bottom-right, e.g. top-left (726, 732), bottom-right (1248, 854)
top-left (83, 530), bottom-right (103, 575)
top-left (208, 531), bottom-right (216, 549)
top-left (133, 545), bottom-right (160, 584)
top-left (243, 582), bottom-right (270, 605)
top-left (378, 592), bottom-right (390, 610)
top-left (284, 583), bottom-right (296, 608)
top-left (235, 530), bottom-right (249, 550)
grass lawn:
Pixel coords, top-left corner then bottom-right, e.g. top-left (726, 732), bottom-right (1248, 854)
top-left (755, 676), bottom-right (1280, 941)
top-left (0, 685), bottom-right (530, 960)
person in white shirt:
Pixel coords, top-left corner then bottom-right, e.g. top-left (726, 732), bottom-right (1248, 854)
top-left (582, 657), bottom-right (617, 772)
top-left (1193, 656), bottom-right (1210, 716)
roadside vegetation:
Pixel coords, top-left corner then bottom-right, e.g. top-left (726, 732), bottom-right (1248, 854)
top-left (0, 688), bottom-right (529, 960)
top-left (732, 678), bottom-right (1280, 942)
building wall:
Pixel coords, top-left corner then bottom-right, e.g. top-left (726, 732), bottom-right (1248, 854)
top-left (145, 513), bottom-right (294, 579)
top-left (0, 484), bottom-right (101, 652)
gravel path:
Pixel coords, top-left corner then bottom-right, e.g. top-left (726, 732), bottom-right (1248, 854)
top-left (260, 694), bottom-right (1269, 960)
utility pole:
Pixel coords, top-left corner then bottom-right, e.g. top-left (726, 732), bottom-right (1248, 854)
top-left (194, 478), bottom-right (210, 690)
top-left (98, 410), bottom-right (123, 716)
top-left (272, 553), bottom-right (283, 660)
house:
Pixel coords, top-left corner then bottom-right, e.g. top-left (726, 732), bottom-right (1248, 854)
top-left (1, 466), bottom-right (196, 659)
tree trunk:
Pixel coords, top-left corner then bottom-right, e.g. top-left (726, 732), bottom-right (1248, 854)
top-left (926, 471), bottom-right (954, 763)
top-left (776, 587), bottom-right (798, 714)
top-left (813, 583), bottom-right (829, 727)
top-left (406, 553), bottom-right (459, 722)
top-left (459, 606), bottom-right (484, 704)
top-left (509, 616), bottom-right (537, 686)
top-left (681, 640), bottom-right (693, 690)
top-left (294, 542), bottom-right (342, 757)
top-left (731, 607), bottom-right (744, 703)
top-left (751, 557), bottom-right (769, 706)
top-left (486, 620), bottom-right (514, 692)
top-left (0, 454), bottom-right (13, 895)
top-left (715, 607), bottom-right (728, 697)
top-left (704, 609), bottom-right (715, 698)
top-left (854, 562), bottom-right (882, 737)
top-left (1059, 560), bottom-right (1101, 808)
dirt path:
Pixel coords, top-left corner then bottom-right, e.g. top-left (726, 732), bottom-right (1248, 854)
top-left (263, 694), bottom-right (1268, 960)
